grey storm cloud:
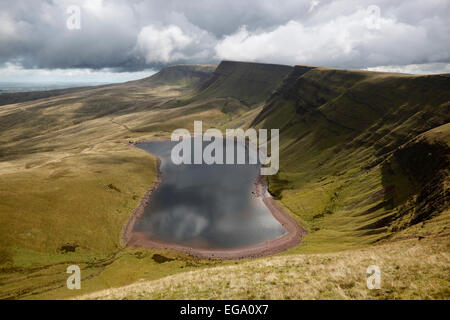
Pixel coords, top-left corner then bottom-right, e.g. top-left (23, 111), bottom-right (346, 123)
top-left (0, 0), bottom-right (449, 71)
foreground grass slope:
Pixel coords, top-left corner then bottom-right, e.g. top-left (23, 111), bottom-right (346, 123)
top-left (77, 236), bottom-right (449, 300)
top-left (0, 61), bottom-right (448, 299)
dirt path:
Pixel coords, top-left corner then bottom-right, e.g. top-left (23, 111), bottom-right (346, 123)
top-left (122, 140), bottom-right (305, 260)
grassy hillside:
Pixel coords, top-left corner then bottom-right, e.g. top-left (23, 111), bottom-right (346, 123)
top-left (76, 236), bottom-right (449, 300)
top-left (135, 64), bottom-right (216, 87)
top-left (0, 61), bottom-right (448, 299)
top-left (0, 86), bottom-right (101, 107)
top-left (0, 62), bottom-right (273, 261)
top-left (193, 61), bottom-right (293, 107)
top-left (253, 66), bottom-right (449, 252)
top-left (0, 63), bottom-right (261, 299)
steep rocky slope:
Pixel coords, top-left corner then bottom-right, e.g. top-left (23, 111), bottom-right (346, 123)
top-left (252, 66), bottom-right (449, 250)
top-left (195, 61), bottom-right (293, 107)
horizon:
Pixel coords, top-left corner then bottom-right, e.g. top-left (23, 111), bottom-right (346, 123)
top-left (2, 59), bottom-right (450, 89)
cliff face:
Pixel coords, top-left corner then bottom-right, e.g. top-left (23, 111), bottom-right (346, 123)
top-left (251, 66), bottom-right (450, 242)
top-left (380, 124), bottom-right (449, 231)
top-left (196, 60), bottom-right (293, 107)
top-left (256, 67), bottom-right (449, 161)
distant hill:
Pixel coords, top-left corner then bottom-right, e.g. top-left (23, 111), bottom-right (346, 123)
top-left (0, 86), bottom-right (98, 107)
top-left (136, 64), bottom-right (217, 87)
top-left (0, 65), bottom-right (216, 108)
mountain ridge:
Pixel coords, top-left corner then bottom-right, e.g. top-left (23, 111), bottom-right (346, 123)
top-left (193, 60), bottom-right (294, 107)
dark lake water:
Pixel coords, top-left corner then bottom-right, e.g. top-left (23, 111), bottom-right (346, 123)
top-left (133, 139), bottom-right (286, 249)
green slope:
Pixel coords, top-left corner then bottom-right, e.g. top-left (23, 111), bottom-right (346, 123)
top-left (136, 64), bottom-right (216, 87)
top-left (0, 64), bottom-right (234, 299)
top-left (252, 66), bottom-right (450, 252)
top-left (194, 60), bottom-right (293, 107)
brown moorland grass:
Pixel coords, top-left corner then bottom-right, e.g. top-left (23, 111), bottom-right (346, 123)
top-left (75, 235), bottom-right (449, 300)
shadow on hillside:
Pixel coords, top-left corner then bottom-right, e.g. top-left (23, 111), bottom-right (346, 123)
top-left (380, 137), bottom-right (449, 230)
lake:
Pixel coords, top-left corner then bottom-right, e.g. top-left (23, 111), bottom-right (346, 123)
top-left (133, 139), bottom-right (286, 249)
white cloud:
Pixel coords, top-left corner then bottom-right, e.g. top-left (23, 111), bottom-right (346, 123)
top-left (0, 63), bottom-right (155, 83)
top-left (0, 0), bottom-right (449, 75)
top-left (136, 25), bottom-right (193, 63)
top-left (0, 11), bottom-right (17, 39)
top-left (366, 63), bottom-right (450, 74)
top-left (215, 6), bottom-right (449, 69)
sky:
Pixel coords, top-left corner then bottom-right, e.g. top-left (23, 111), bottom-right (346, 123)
top-left (0, 0), bottom-right (449, 83)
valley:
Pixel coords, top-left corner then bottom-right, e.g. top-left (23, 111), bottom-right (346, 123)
top-left (0, 61), bottom-right (448, 299)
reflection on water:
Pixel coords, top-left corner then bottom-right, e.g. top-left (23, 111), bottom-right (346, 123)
top-left (134, 140), bottom-right (285, 249)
